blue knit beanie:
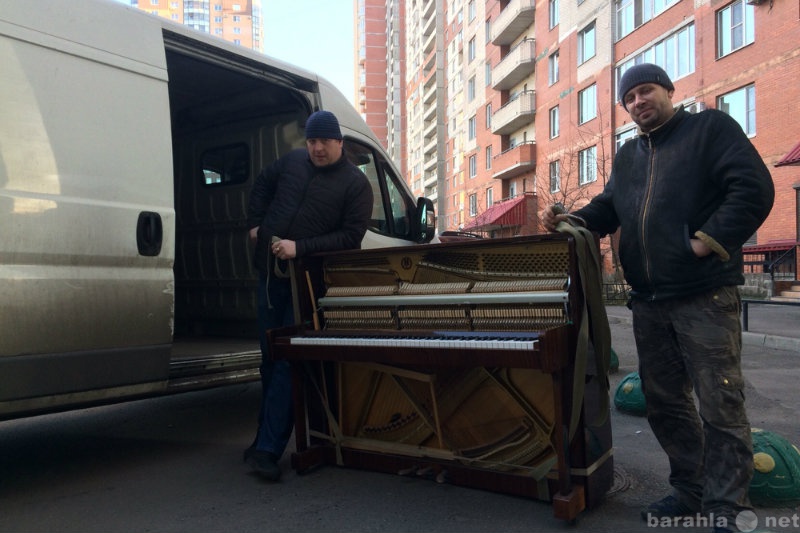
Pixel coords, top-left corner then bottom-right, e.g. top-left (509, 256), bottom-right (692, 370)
top-left (305, 110), bottom-right (342, 140)
top-left (618, 63), bottom-right (674, 108)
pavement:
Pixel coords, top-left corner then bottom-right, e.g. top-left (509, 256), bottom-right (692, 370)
top-left (593, 303), bottom-right (800, 533)
top-left (604, 301), bottom-right (800, 351)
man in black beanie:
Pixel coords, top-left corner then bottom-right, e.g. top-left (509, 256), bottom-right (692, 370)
top-left (244, 110), bottom-right (373, 481)
top-left (543, 64), bottom-right (774, 533)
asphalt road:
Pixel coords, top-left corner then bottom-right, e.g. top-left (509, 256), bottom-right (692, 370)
top-left (0, 310), bottom-right (798, 533)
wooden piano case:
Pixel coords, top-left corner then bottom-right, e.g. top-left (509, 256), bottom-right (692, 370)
top-left (267, 233), bottom-right (612, 521)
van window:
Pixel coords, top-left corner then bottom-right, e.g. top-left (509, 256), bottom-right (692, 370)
top-left (344, 140), bottom-right (413, 239)
top-left (201, 144), bottom-right (249, 186)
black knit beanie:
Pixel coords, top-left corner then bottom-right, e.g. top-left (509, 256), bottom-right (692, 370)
top-left (618, 63), bottom-right (675, 108)
top-left (304, 110), bottom-right (343, 140)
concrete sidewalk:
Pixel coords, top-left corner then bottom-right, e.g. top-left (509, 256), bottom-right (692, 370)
top-left (589, 307), bottom-right (800, 533)
top-left (605, 303), bottom-right (800, 353)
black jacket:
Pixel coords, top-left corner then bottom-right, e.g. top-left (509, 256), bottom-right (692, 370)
top-left (248, 148), bottom-right (373, 274)
top-left (573, 107), bottom-right (774, 301)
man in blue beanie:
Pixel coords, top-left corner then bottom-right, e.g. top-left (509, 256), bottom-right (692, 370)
top-left (244, 110), bottom-right (373, 481)
top-left (543, 64), bottom-right (774, 533)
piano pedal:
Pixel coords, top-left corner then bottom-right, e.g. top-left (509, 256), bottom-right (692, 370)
top-left (416, 466), bottom-right (435, 479)
top-left (435, 470), bottom-right (448, 484)
top-left (397, 466), bottom-right (420, 476)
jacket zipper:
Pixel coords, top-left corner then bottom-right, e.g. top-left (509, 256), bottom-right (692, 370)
top-left (641, 134), bottom-right (657, 300)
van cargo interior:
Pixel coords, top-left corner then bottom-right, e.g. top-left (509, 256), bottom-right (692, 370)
top-left (165, 42), bottom-right (311, 351)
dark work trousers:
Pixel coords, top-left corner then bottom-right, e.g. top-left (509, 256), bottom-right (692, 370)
top-left (631, 285), bottom-right (753, 522)
top-left (253, 273), bottom-right (295, 457)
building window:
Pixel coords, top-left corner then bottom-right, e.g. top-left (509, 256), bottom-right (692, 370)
top-left (468, 76), bottom-right (476, 101)
top-left (616, 23), bottom-right (695, 100)
top-left (468, 115), bottom-right (477, 140)
top-left (717, 0), bottom-right (755, 58)
top-left (549, 160), bottom-right (561, 193)
top-left (615, 127), bottom-right (638, 150)
top-left (548, 51), bottom-right (559, 86)
top-left (485, 103), bottom-right (492, 129)
top-left (233, 15), bottom-right (241, 22)
top-left (468, 0), bottom-right (476, 21)
top-left (509, 181), bottom-right (517, 197)
top-left (579, 146), bottom-right (597, 185)
top-left (486, 187), bottom-right (494, 207)
top-left (549, 106), bottom-right (560, 139)
top-left (468, 37), bottom-right (476, 62)
top-left (469, 154), bottom-right (478, 178)
top-left (578, 22), bottom-right (596, 64)
top-left (616, 0), bottom-right (680, 41)
top-left (485, 61), bottom-right (492, 86)
top-left (718, 84), bottom-right (756, 136)
top-left (485, 145), bottom-right (493, 169)
top-left (469, 193), bottom-right (478, 216)
top-left (233, 27), bottom-right (242, 34)
top-left (579, 84), bottom-right (597, 124)
top-left (549, 0), bottom-right (559, 29)
top-left (485, 19), bottom-right (492, 44)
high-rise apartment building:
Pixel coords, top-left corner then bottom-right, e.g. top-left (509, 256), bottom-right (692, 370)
top-left (118, 0), bottom-right (263, 52)
top-left (359, 0), bottom-right (800, 259)
top-left (355, 0), bottom-right (407, 177)
top-left (403, 0), bottom-right (447, 215)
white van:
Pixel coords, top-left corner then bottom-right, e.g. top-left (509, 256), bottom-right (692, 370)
top-left (0, 0), bottom-right (435, 419)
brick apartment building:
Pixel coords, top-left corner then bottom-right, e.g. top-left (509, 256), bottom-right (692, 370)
top-left (120, 0), bottom-right (263, 50)
top-left (358, 0), bottom-right (800, 275)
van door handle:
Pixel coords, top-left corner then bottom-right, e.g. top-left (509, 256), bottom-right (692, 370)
top-left (137, 211), bottom-right (163, 256)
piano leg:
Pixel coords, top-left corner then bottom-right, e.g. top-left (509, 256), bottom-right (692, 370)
top-left (552, 484), bottom-right (586, 522)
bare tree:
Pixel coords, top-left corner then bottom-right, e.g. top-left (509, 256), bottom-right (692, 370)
top-left (537, 111), bottom-right (627, 288)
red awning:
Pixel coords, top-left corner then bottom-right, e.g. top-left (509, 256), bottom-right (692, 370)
top-left (462, 195), bottom-right (527, 232)
top-left (775, 140), bottom-right (800, 167)
top-left (743, 240), bottom-right (799, 253)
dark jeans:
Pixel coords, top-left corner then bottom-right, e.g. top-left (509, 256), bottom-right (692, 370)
top-left (632, 286), bottom-right (753, 521)
top-left (253, 274), bottom-right (295, 457)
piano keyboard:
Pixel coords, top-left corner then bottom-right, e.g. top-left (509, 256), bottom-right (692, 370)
top-left (289, 332), bottom-right (540, 351)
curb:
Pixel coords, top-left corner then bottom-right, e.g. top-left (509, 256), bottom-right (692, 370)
top-left (742, 332), bottom-right (800, 352)
top-left (607, 314), bottom-right (800, 354)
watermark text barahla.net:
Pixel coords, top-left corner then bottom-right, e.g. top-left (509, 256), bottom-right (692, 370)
top-left (646, 510), bottom-right (800, 532)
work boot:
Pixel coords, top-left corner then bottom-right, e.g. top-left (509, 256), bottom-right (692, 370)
top-left (246, 450), bottom-right (281, 481)
top-left (641, 494), bottom-right (700, 521)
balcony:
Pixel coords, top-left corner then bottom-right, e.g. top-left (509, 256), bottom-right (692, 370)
top-left (423, 10), bottom-right (436, 37)
top-left (491, 90), bottom-right (536, 135)
top-left (423, 153), bottom-right (438, 172)
top-left (491, 0), bottom-right (535, 46)
top-left (492, 39), bottom-right (535, 91)
top-left (492, 142), bottom-right (536, 180)
top-left (423, 118), bottom-right (437, 138)
top-left (424, 137), bottom-right (437, 154)
top-left (423, 82), bottom-right (437, 105)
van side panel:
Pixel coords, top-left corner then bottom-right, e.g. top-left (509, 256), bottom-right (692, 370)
top-left (0, 4), bottom-right (175, 400)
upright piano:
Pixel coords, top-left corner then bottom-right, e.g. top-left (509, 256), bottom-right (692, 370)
top-left (267, 233), bottom-right (612, 521)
